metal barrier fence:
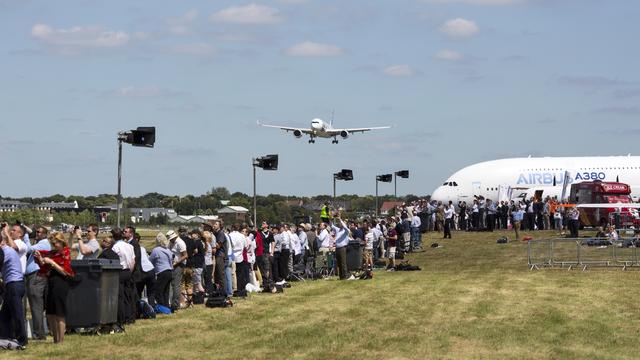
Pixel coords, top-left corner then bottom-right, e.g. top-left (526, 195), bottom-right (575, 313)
top-left (527, 237), bottom-right (640, 271)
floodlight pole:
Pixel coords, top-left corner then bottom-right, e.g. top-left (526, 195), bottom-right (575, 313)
top-left (333, 174), bottom-right (337, 201)
top-left (253, 159), bottom-right (257, 227)
top-left (376, 177), bottom-right (379, 217)
top-left (394, 173), bottom-right (397, 198)
top-left (116, 133), bottom-right (126, 229)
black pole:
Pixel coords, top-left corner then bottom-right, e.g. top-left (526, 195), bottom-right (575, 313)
top-left (117, 138), bottom-right (123, 229)
top-left (376, 178), bottom-right (379, 217)
top-left (394, 173), bottom-right (397, 198)
top-left (253, 160), bottom-right (257, 227)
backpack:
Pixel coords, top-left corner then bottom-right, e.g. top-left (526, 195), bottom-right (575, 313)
top-left (192, 291), bottom-right (205, 304)
top-left (154, 304), bottom-right (172, 315)
top-left (0, 338), bottom-right (24, 350)
top-left (205, 295), bottom-right (233, 308)
top-left (137, 300), bottom-right (156, 319)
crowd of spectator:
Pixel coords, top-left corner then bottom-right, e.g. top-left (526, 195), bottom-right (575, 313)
top-left (0, 211), bottom-right (422, 349)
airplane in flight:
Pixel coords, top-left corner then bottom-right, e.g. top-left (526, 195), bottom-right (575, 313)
top-left (430, 155), bottom-right (640, 205)
top-left (257, 118), bottom-right (391, 143)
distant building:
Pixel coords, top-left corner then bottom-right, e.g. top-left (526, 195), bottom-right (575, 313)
top-left (380, 201), bottom-right (404, 216)
top-left (217, 206), bottom-right (249, 224)
top-left (35, 201), bottom-right (79, 211)
top-left (128, 208), bottom-right (178, 222)
top-left (0, 200), bottom-right (30, 212)
top-left (170, 214), bottom-right (219, 224)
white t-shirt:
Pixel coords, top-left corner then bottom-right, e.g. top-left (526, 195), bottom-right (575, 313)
top-left (317, 228), bottom-right (331, 249)
top-left (14, 239), bottom-right (28, 274)
top-left (112, 240), bottom-right (135, 270)
top-left (364, 231), bottom-right (374, 250)
top-left (170, 238), bottom-right (187, 266)
top-left (139, 246), bottom-right (155, 273)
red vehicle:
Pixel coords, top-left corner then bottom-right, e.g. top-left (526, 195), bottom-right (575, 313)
top-left (568, 181), bottom-right (639, 227)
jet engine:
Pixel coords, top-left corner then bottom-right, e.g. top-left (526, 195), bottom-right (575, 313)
top-left (340, 130), bottom-right (349, 139)
top-left (293, 129), bottom-right (303, 138)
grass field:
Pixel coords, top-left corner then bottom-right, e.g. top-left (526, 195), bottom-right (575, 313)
top-left (7, 229), bottom-right (640, 359)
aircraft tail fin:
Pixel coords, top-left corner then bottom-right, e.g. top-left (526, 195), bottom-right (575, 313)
top-left (330, 109), bottom-right (334, 127)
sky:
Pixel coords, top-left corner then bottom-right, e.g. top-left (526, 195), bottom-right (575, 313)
top-left (1, 0), bottom-right (639, 199)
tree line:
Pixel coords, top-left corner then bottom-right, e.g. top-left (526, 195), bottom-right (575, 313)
top-left (1, 187), bottom-right (425, 226)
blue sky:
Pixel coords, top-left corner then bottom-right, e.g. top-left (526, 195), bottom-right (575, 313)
top-left (1, 0), bottom-right (639, 198)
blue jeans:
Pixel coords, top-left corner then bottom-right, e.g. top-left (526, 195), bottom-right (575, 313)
top-left (224, 261), bottom-right (233, 297)
top-left (411, 227), bottom-right (422, 248)
top-left (0, 280), bottom-right (27, 345)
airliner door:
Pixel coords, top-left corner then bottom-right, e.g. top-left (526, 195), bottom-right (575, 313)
top-left (472, 182), bottom-right (481, 198)
top-left (498, 185), bottom-right (511, 203)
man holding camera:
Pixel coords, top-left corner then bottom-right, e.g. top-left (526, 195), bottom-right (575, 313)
top-left (25, 226), bottom-right (51, 340)
top-left (0, 223), bottom-right (28, 347)
top-left (331, 212), bottom-right (350, 280)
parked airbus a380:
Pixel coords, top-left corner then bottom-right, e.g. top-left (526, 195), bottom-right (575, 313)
top-left (257, 118), bottom-right (391, 143)
top-left (431, 156), bottom-right (640, 204)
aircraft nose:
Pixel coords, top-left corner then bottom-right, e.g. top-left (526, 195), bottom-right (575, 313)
top-left (431, 186), bottom-right (449, 203)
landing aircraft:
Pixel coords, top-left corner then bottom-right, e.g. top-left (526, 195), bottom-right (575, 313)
top-left (257, 118), bottom-right (391, 144)
top-left (430, 156), bottom-right (640, 204)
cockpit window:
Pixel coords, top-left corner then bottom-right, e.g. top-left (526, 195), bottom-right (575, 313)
top-left (443, 182), bottom-right (448, 186)
top-left (453, 182), bottom-right (458, 186)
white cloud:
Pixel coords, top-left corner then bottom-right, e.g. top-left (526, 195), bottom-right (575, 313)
top-left (210, 4), bottom-right (282, 24)
top-left (439, 18), bottom-right (479, 38)
top-left (383, 65), bottom-right (415, 77)
top-left (168, 9), bottom-right (198, 35)
top-left (434, 49), bottom-right (462, 61)
top-left (285, 41), bottom-right (343, 57)
top-left (426, 0), bottom-right (524, 5)
top-left (31, 23), bottom-right (131, 48)
top-left (169, 43), bottom-right (215, 56)
top-left (104, 86), bottom-right (182, 98)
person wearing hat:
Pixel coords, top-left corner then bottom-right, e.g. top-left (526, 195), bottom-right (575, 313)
top-left (167, 230), bottom-right (187, 311)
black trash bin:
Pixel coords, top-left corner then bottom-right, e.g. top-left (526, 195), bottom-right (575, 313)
top-left (346, 240), bottom-right (362, 271)
top-left (66, 259), bottom-right (121, 328)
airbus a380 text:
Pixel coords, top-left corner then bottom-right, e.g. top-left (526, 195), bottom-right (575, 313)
top-left (431, 156), bottom-right (640, 204)
top-left (257, 118), bottom-right (391, 144)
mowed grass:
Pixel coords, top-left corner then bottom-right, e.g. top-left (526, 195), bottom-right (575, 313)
top-left (7, 229), bottom-right (640, 359)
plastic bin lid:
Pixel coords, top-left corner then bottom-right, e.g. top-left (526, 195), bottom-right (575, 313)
top-left (71, 259), bottom-right (122, 270)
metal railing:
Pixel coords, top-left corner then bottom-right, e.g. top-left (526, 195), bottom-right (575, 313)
top-left (527, 237), bottom-right (640, 271)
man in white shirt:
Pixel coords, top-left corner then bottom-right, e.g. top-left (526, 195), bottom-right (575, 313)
top-left (444, 205), bottom-right (454, 239)
top-left (167, 230), bottom-right (187, 310)
top-left (410, 211), bottom-right (422, 251)
top-left (2, 224), bottom-right (29, 274)
top-left (229, 224), bottom-right (249, 295)
top-left (288, 226), bottom-right (301, 274)
top-left (111, 228), bottom-right (136, 326)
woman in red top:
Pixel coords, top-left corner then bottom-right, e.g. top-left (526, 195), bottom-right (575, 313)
top-left (34, 232), bottom-right (75, 344)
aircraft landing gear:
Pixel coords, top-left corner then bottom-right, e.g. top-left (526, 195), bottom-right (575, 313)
top-left (332, 139), bottom-right (339, 144)
top-left (308, 139), bottom-right (315, 143)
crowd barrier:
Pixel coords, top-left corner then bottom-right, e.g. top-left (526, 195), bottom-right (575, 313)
top-left (527, 237), bottom-right (640, 271)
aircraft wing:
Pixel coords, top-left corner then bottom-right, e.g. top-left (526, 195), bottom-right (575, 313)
top-left (576, 203), bottom-right (640, 209)
top-left (327, 126), bottom-right (391, 135)
top-left (256, 120), bottom-right (313, 134)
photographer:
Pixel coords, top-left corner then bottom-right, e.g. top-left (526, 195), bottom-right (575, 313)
top-left (0, 223), bottom-right (27, 347)
top-left (24, 226), bottom-right (51, 340)
top-left (34, 232), bottom-right (75, 344)
top-left (331, 212), bottom-right (350, 280)
top-left (72, 224), bottom-right (100, 259)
